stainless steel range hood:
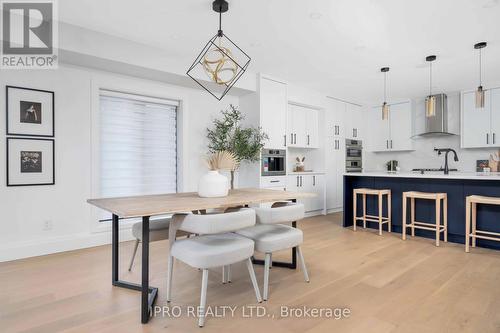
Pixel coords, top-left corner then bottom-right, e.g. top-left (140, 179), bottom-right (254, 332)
top-left (414, 93), bottom-right (457, 137)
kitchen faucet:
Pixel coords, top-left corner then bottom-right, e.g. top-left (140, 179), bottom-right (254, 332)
top-left (434, 148), bottom-right (459, 174)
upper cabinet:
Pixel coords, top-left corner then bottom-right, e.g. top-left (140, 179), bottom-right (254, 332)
top-left (344, 104), bottom-right (363, 140)
top-left (325, 99), bottom-right (344, 138)
top-left (287, 103), bottom-right (319, 148)
top-left (461, 87), bottom-right (500, 148)
top-left (366, 101), bottom-right (414, 152)
top-left (260, 76), bottom-right (287, 149)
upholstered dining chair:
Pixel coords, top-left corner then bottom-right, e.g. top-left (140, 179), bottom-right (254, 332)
top-left (236, 202), bottom-right (309, 300)
top-left (166, 208), bottom-right (262, 327)
top-left (128, 218), bottom-right (171, 271)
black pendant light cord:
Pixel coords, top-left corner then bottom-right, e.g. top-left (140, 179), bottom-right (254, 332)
top-left (429, 61), bottom-right (432, 96)
top-left (218, 9), bottom-right (223, 36)
top-left (384, 71), bottom-right (387, 103)
top-left (479, 47), bottom-right (482, 87)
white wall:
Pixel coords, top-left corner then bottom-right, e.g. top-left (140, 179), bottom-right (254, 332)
top-left (0, 64), bottom-right (240, 262)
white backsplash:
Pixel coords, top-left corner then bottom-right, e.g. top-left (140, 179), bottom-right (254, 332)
top-left (364, 135), bottom-right (499, 172)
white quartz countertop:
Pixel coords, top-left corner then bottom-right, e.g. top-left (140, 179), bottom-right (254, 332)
top-left (288, 171), bottom-right (326, 175)
top-left (344, 171), bottom-right (500, 180)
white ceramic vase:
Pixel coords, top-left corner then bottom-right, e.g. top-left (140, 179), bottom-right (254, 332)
top-left (198, 170), bottom-right (229, 198)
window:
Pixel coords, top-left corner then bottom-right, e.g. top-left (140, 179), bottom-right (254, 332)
top-left (99, 90), bottom-right (178, 221)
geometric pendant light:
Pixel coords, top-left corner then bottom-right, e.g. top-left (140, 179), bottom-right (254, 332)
top-left (381, 67), bottom-right (390, 120)
top-left (186, 0), bottom-right (251, 101)
top-left (474, 42), bottom-right (487, 108)
top-left (425, 55), bottom-right (437, 118)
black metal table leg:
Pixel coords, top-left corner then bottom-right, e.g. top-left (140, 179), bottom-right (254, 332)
top-left (111, 214), bottom-right (158, 324)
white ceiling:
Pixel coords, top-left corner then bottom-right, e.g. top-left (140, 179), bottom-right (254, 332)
top-left (60, 0), bottom-right (500, 104)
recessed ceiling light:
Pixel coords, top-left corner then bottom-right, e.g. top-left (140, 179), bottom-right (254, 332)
top-left (309, 12), bottom-right (322, 20)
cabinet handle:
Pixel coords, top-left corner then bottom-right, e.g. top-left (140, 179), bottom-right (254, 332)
top-left (296, 176), bottom-right (299, 187)
top-left (294, 133), bottom-right (297, 144)
top-left (307, 134), bottom-right (310, 145)
top-left (353, 129), bottom-right (355, 138)
top-left (386, 140), bottom-right (389, 149)
top-left (300, 176), bottom-right (302, 187)
top-left (284, 135), bottom-right (286, 147)
top-left (390, 140), bottom-right (393, 149)
top-left (494, 133), bottom-right (496, 144)
top-left (290, 133), bottom-right (293, 144)
top-left (270, 180), bottom-right (280, 183)
top-left (487, 133), bottom-right (489, 144)
top-left (313, 175), bottom-right (316, 186)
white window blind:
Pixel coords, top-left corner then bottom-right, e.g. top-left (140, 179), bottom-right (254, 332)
top-left (99, 90), bottom-right (178, 210)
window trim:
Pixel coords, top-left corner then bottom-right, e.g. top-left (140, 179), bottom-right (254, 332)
top-left (90, 75), bottom-right (188, 234)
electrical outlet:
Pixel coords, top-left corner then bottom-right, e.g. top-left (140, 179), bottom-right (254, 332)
top-left (43, 220), bottom-right (53, 231)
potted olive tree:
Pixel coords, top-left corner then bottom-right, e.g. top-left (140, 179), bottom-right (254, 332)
top-left (206, 105), bottom-right (268, 189)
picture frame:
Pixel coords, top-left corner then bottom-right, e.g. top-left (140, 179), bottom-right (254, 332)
top-left (6, 137), bottom-right (55, 186)
top-left (6, 85), bottom-right (55, 137)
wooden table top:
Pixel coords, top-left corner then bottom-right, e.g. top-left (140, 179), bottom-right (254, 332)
top-left (87, 188), bottom-right (316, 218)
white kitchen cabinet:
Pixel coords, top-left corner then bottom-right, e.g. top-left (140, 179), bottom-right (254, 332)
top-left (287, 174), bottom-right (325, 213)
top-left (389, 102), bottom-right (414, 151)
top-left (367, 106), bottom-right (390, 151)
top-left (325, 99), bottom-right (345, 138)
top-left (491, 88), bottom-right (500, 146)
top-left (367, 101), bottom-right (414, 152)
top-left (461, 90), bottom-right (491, 148)
top-left (306, 174), bottom-right (325, 212)
top-left (325, 136), bottom-right (345, 211)
top-left (461, 87), bottom-right (500, 148)
top-left (260, 76), bottom-right (287, 149)
top-left (325, 98), bottom-right (347, 211)
top-left (287, 104), bottom-right (319, 148)
top-left (345, 104), bottom-right (362, 140)
top-left (306, 109), bottom-right (319, 148)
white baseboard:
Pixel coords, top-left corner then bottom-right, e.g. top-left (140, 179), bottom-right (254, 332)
top-left (327, 208), bottom-right (343, 214)
top-left (0, 230), bottom-right (135, 263)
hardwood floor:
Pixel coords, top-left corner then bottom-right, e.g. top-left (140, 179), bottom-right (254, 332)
top-left (1, 213), bottom-right (500, 333)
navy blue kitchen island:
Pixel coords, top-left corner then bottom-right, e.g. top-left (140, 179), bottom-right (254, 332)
top-left (343, 172), bottom-right (500, 250)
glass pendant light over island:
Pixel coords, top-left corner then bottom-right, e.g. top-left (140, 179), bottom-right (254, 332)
top-left (186, 0), bottom-right (251, 100)
top-left (474, 42), bottom-right (487, 108)
top-left (381, 67), bottom-right (390, 120)
top-left (425, 55), bottom-right (437, 118)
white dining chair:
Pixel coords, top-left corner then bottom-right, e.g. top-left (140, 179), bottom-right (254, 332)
top-left (166, 208), bottom-right (262, 327)
top-left (128, 218), bottom-right (171, 271)
top-left (236, 202), bottom-right (309, 300)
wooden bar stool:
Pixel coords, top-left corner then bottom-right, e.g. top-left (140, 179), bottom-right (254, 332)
top-left (465, 195), bottom-right (500, 253)
top-left (402, 191), bottom-right (447, 246)
top-left (353, 188), bottom-right (392, 235)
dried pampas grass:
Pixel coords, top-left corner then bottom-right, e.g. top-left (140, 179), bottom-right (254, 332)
top-left (204, 151), bottom-right (239, 171)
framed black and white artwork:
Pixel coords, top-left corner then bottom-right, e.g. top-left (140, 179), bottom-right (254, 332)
top-left (6, 86), bottom-right (55, 137)
top-left (6, 138), bottom-right (55, 186)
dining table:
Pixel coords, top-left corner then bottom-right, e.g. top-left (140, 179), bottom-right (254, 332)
top-left (87, 188), bottom-right (315, 324)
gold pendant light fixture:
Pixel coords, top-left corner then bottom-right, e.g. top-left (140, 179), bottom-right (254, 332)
top-left (381, 67), bottom-right (390, 120)
top-left (474, 42), bottom-right (487, 108)
top-left (186, 0), bottom-right (251, 100)
top-left (425, 55), bottom-right (437, 118)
